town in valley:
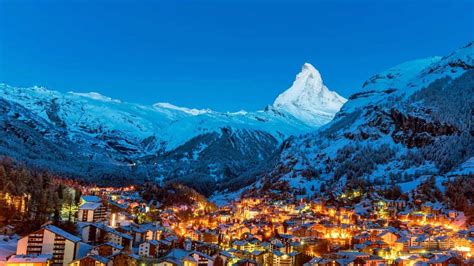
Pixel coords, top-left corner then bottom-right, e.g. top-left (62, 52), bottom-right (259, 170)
top-left (0, 172), bottom-right (473, 266)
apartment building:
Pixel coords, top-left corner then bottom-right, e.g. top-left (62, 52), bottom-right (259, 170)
top-left (15, 225), bottom-right (82, 266)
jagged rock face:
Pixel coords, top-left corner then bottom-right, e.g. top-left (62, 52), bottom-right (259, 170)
top-left (390, 109), bottom-right (458, 148)
top-left (255, 42), bottom-right (474, 198)
top-left (273, 63), bottom-right (347, 125)
top-left (0, 63), bottom-right (346, 195)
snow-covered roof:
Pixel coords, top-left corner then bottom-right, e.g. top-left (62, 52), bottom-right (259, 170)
top-left (72, 254), bottom-right (110, 264)
top-left (0, 236), bottom-right (17, 261)
top-left (80, 195), bottom-right (102, 203)
top-left (79, 202), bottom-right (102, 210)
top-left (7, 254), bottom-right (53, 262)
top-left (84, 223), bottom-right (132, 240)
top-left (44, 225), bottom-right (81, 243)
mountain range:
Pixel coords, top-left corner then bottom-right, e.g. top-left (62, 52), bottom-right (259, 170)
top-left (0, 63), bottom-right (345, 195)
top-left (1, 42), bottom-right (472, 200)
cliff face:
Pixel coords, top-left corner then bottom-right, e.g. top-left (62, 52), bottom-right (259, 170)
top-left (390, 108), bottom-right (458, 148)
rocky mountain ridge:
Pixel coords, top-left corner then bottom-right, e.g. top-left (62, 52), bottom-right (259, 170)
top-left (0, 63), bottom-right (345, 194)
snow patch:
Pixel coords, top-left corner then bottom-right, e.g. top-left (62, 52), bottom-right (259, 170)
top-left (154, 102), bottom-right (212, 116)
top-left (69, 92), bottom-right (121, 103)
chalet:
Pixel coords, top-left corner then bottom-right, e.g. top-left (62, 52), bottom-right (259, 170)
top-left (119, 222), bottom-right (162, 245)
top-left (213, 250), bottom-right (235, 266)
top-left (249, 250), bottom-right (267, 265)
top-left (232, 239), bottom-right (263, 253)
top-left (234, 258), bottom-right (258, 266)
top-left (387, 200), bottom-right (406, 210)
top-left (202, 231), bottom-right (219, 244)
top-left (377, 231), bottom-right (399, 245)
top-left (426, 254), bottom-right (464, 266)
top-left (421, 202), bottom-right (434, 214)
top-left (187, 229), bottom-right (203, 241)
top-left (108, 252), bottom-right (139, 266)
top-left (90, 241), bottom-right (123, 257)
top-left (6, 254), bottom-right (53, 266)
top-left (434, 235), bottom-right (455, 250)
top-left (397, 211), bottom-right (410, 221)
top-left (271, 250), bottom-right (297, 266)
top-left (68, 254), bottom-right (109, 266)
top-left (353, 255), bottom-right (387, 266)
top-left (141, 223), bottom-right (163, 241)
top-left (156, 249), bottom-right (198, 266)
top-left (139, 240), bottom-right (160, 258)
top-left (188, 250), bottom-right (215, 266)
top-left (80, 223), bottom-right (133, 250)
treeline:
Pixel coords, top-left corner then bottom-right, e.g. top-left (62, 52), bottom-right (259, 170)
top-left (407, 71), bottom-right (474, 174)
top-left (0, 157), bottom-right (81, 234)
top-left (409, 176), bottom-right (474, 225)
top-left (444, 176), bottom-right (474, 225)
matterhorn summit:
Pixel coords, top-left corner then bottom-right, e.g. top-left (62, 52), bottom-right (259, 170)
top-left (273, 63), bottom-right (347, 126)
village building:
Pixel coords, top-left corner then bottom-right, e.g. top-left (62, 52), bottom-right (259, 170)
top-left (15, 225), bottom-right (83, 266)
top-left (78, 202), bottom-right (108, 223)
top-left (6, 254), bottom-right (53, 266)
top-left (68, 254), bottom-right (109, 266)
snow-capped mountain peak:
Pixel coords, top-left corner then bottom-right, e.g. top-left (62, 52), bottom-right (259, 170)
top-left (272, 63), bottom-right (347, 126)
top-left (300, 62), bottom-right (324, 87)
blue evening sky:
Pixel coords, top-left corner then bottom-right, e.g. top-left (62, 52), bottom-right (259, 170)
top-left (1, 0), bottom-right (473, 111)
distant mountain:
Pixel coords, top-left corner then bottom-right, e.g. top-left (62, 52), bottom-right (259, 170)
top-left (0, 63), bottom-right (345, 194)
top-left (273, 63), bottom-right (347, 126)
top-left (244, 42), bottom-right (473, 200)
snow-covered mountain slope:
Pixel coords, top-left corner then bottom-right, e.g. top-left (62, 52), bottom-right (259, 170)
top-left (0, 63), bottom-right (344, 194)
top-left (0, 85), bottom-right (303, 155)
top-left (273, 63), bottom-right (347, 125)
top-left (247, 42), bottom-right (474, 199)
top-left (0, 63), bottom-right (343, 155)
